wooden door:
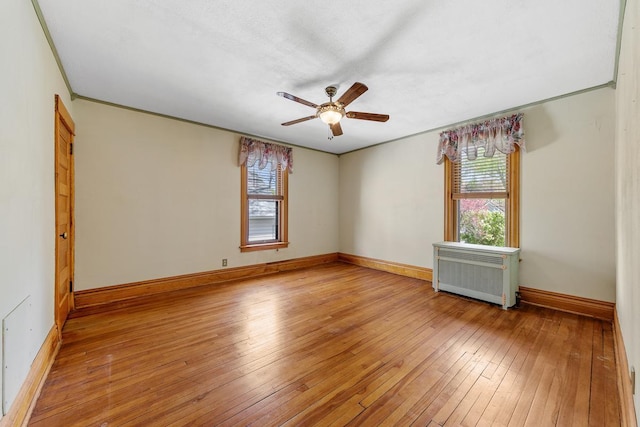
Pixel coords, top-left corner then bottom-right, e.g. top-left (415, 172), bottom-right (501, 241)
top-left (54, 95), bottom-right (75, 333)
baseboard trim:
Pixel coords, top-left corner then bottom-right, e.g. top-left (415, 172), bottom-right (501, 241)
top-left (518, 286), bottom-right (615, 321)
top-left (335, 255), bottom-right (615, 323)
top-left (0, 325), bottom-right (60, 427)
top-left (74, 253), bottom-right (339, 310)
top-left (613, 309), bottom-right (638, 427)
top-left (337, 253), bottom-right (433, 282)
top-left (74, 253), bottom-right (615, 323)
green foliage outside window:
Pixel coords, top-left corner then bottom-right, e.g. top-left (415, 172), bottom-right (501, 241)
top-left (459, 210), bottom-right (505, 246)
top-left (458, 198), bottom-right (505, 246)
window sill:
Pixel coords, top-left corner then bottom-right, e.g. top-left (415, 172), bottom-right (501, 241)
top-left (240, 241), bottom-right (289, 253)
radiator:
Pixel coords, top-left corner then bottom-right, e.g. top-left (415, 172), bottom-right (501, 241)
top-left (433, 242), bottom-right (520, 309)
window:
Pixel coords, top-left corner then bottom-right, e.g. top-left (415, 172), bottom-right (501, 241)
top-left (445, 146), bottom-right (520, 247)
top-left (240, 152), bottom-right (289, 252)
top-left (438, 113), bottom-right (524, 248)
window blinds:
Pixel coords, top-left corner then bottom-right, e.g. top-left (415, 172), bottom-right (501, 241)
top-left (453, 148), bottom-right (508, 199)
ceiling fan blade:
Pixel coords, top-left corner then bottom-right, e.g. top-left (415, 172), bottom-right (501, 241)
top-left (346, 111), bottom-right (390, 122)
top-left (337, 82), bottom-right (368, 107)
top-left (281, 115), bottom-right (317, 126)
top-left (330, 122), bottom-right (343, 137)
top-left (277, 92), bottom-right (318, 108)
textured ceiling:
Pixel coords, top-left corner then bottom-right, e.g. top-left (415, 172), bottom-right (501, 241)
top-left (37, 0), bottom-right (620, 154)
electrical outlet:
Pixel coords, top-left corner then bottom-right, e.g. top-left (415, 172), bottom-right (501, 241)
top-left (222, 258), bottom-right (227, 267)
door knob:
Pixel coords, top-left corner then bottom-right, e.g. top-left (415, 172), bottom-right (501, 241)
top-left (59, 232), bottom-right (68, 239)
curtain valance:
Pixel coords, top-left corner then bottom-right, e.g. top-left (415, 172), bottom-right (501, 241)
top-left (238, 136), bottom-right (293, 173)
top-left (436, 113), bottom-right (525, 164)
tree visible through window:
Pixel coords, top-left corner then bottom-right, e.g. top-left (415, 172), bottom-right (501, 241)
top-left (445, 146), bottom-right (520, 248)
top-left (456, 148), bottom-right (507, 246)
top-left (459, 198), bottom-right (506, 246)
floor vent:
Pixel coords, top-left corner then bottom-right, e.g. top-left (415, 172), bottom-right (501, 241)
top-left (2, 296), bottom-right (33, 415)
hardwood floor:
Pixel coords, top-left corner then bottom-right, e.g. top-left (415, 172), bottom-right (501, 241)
top-left (29, 263), bottom-right (621, 426)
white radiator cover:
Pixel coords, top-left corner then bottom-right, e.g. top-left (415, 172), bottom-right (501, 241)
top-left (433, 242), bottom-right (520, 309)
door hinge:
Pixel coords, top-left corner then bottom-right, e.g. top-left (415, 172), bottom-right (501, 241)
top-left (69, 280), bottom-right (73, 292)
top-left (70, 143), bottom-right (73, 155)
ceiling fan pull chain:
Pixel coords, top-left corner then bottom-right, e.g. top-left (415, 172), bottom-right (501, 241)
top-left (328, 126), bottom-right (333, 140)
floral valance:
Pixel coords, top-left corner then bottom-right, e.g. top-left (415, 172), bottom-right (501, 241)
top-left (238, 136), bottom-right (293, 173)
top-left (436, 113), bottom-right (525, 164)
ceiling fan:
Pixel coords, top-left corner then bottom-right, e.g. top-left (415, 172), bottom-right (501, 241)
top-left (277, 82), bottom-right (389, 138)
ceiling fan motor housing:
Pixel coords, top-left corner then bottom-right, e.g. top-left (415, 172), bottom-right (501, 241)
top-left (325, 85), bottom-right (338, 99)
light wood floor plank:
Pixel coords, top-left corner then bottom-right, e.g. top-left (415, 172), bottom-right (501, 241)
top-left (28, 263), bottom-right (622, 426)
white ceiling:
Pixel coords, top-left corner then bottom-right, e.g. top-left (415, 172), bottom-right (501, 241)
top-left (37, 0), bottom-right (621, 154)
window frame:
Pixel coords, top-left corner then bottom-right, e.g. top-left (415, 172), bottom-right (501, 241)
top-left (240, 162), bottom-right (289, 252)
top-left (444, 146), bottom-right (520, 247)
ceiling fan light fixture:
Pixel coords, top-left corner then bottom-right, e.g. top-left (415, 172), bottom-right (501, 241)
top-left (318, 104), bottom-right (344, 125)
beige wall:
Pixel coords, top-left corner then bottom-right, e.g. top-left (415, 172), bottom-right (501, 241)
top-left (0, 0), bottom-right (73, 416)
top-left (73, 100), bottom-right (340, 291)
top-left (615, 0), bottom-right (640, 419)
top-left (77, 86), bottom-right (617, 302)
top-left (339, 87), bottom-right (616, 302)
top-left (519, 88), bottom-right (615, 301)
top-left (339, 133), bottom-right (443, 267)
